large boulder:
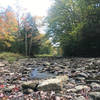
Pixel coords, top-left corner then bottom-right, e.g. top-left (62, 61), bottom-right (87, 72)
top-left (37, 75), bottom-right (68, 92)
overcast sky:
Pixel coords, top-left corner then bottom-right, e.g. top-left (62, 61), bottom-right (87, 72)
top-left (0, 0), bottom-right (52, 16)
top-left (0, 0), bottom-right (53, 33)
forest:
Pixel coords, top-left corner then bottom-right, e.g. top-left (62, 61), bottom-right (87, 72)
top-left (0, 6), bottom-right (54, 57)
top-left (0, 0), bottom-right (99, 57)
top-left (46, 0), bottom-right (100, 57)
top-left (0, 0), bottom-right (100, 100)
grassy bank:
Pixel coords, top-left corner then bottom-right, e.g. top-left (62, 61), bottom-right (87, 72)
top-left (35, 54), bottom-right (54, 58)
top-left (0, 52), bottom-right (25, 63)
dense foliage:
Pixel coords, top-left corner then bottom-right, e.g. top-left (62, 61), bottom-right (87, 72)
top-left (0, 0), bottom-right (100, 57)
top-left (0, 7), bottom-right (18, 51)
top-left (0, 6), bottom-right (53, 56)
top-left (46, 0), bottom-right (100, 57)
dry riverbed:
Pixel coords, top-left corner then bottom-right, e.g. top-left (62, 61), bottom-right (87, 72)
top-left (0, 58), bottom-right (100, 100)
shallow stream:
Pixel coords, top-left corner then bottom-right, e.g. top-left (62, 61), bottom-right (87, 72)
top-left (29, 67), bottom-right (55, 79)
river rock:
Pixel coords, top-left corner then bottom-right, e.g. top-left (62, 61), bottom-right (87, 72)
top-left (3, 85), bottom-right (15, 93)
top-left (67, 85), bottom-right (90, 93)
top-left (38, 75), bottom-right (68, 91)
top-left (43, 62), bottom-right (50, 66)
top-left (23, 89), bottom-right (34, 94)
top-left (0, 62), bottom-right (5, 67)
top-left (22, 80), bottom-right (39, 90)
top-left (75, 96), bottom-right (86, 100)
top-left (75, 85), bottom-right (90, 92)
top-left (89, 92), bottom-right (100, 100)
top-left (75, 77), bottom-right (85, 82)
top-left (75, 72), bottom-right (88, 78)
top-left (90, 83), bottom-right (100, 91)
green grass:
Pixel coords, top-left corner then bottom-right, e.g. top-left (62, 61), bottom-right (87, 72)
top-left (0, 52), bottom-right (25, 63)
top-left (35, 54), bottom-right (54, 57)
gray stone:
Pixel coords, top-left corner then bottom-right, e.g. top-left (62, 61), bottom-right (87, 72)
top-left (89, 92), bottom-right (100, 100)
top-left (67, 85), bottom-right (90, 93)
top-left (38, 75), bottom-right (68, 91)
top-left (75, 72), bottom-right (88, 78)
top-left (4, 85), bottom-right (15, 93)
top-left (0, 62), bottom-right (5, 67)
top-left (75, 96), bottom-right (86, 100)
top-left (23, 89), bottom-right (33, 94)
top-left (43, 62), bottom-right (50, 66)
top-left (90, 83), bottom-right (100, 91)
top-left (22, 80), bottom-right (39, 90)
top-left (75, 85), bottom-right (90, 92)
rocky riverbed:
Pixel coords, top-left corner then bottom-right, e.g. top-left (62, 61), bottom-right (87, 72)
top-left (0, 58), bottom-right (100, 100)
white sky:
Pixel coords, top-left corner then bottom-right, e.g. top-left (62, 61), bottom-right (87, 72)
top-left (0, 0), bottom-right (52, 16)
top-left (0, 0), bottom-right (53, 34)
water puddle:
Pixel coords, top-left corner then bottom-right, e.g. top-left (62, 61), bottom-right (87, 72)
top-left (29, 67), bottom-right (55, 79)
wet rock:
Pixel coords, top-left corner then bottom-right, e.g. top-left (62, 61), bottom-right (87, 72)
top-left (89, 92), bottom-right (100, 100)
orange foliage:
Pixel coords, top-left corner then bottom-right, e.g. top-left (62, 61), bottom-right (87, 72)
top-left (0, 10), bottom-right (18, 35)
top-left (0, 8), bottom-right (18, 47)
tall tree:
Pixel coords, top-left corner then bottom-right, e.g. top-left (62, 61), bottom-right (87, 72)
top-left (46, 0), bottom-right (100, 56)
top-left (22, 13), bottom-right (39, 56)
top-left (0, 6), bottom-right (18, 51)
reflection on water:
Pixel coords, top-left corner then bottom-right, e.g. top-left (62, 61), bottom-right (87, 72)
top-left (29, 67), bottom-right (55, 79)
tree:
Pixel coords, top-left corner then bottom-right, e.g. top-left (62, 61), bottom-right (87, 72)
top-left (0, 6), bottom-right (18, 51)
top-left (21, 13), bottom-right (40, 56)
top-left (46, 0), bottom-right (100, 56)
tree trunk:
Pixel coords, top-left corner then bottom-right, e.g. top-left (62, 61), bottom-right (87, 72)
top-left (25, 32), bottom-right (28, 56)
top-left (29, 37), bottom-right (32, 57)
